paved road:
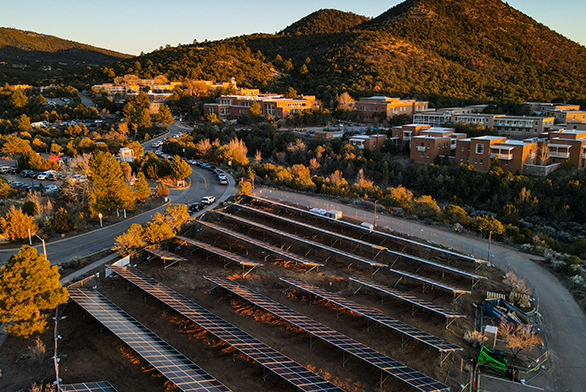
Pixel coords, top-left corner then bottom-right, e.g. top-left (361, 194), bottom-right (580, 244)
top-left (255, 188), bottom-right (586, 392)
top-left (0, 122), bottom-right (236, 265)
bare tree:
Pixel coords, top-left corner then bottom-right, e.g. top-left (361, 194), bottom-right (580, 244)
top-left (499, 320), bottom-right (542, 359)
top-left (537, 143), bottom-right (550, 165)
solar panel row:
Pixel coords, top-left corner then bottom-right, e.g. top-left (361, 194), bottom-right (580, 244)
top-left (389, 269), bottom-right (472, 295)
top-left (204, 276), bottom-right (449, 392)
top-left (250, 195), bottom-right (486, 265)
top-left (59, 381), bottom-right (118, 392)
top-left (349, 277), bottom-right (465, 319)
top-left (281, 278), bottom-right (461, 353)
top-left (198, 220), bottom-right (323, 268)
top-left (109, 266), bottom-right (346, 392)
top-left (216, 211), bottom-right (386, 269)
top-left (175, 236), bottom-right (262, 267)
top-left (68, 288), bottom-right (231, 392)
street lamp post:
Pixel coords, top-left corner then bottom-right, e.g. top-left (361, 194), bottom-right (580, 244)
top-left (98, 213), bottom-right (103, 227)
top-left (28, 229), bottom-right (47, 256)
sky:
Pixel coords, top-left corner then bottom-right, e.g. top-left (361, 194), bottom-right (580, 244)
top-left (0, 0), bottom-right (585, 56)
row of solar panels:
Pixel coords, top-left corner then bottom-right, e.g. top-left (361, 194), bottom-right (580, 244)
top-left (69, 266), bottom-right (450, 392)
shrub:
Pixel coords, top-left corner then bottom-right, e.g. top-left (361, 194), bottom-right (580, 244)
top-left (464, 330), bottom-right (487, 348)
top-left (154, 183), bottom-right (169, 197)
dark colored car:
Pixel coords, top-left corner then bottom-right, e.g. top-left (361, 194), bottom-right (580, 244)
top-left (188, 202), bottom-right (203, 212)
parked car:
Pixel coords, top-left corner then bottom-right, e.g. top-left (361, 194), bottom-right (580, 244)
top-left (218, 178), bottom-right (228, 185)
top-left (20, 169), bottom-right (34, 178)
top-left (188, 202), bottom-right (203, 212)
top-left (0, 166), bottom-right (11, 174)
top-left (201, 196), bottom-right (216, 205)
top-left (10, 181), bottom-right (24, 188)
top-left (43, 184), bottom-right (59, 194)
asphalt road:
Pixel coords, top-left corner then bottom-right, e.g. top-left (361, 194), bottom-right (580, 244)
top-left (255, 188), bottom-right (586, 392)
top-left (0, 122), bottom-right (236, 265)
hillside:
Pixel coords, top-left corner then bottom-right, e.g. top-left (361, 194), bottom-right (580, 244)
top-left (0, 27), bottom-right (131, 84)
top-left (69, 0), bottom-right (586, 105)
top-left (281, 9), bottom-right (370, 35)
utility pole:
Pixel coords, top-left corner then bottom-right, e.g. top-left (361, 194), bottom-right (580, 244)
top-left (487, 230), bottom-right (492, 264)
top-left (373, 200), bottom-right (378, 226)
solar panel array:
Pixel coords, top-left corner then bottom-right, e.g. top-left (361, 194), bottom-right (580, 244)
top-left (281, 278), bottom-right (461, 353)
top-left (250, 195), bottom-right (486, 265)
top-left (68, 288), bottom-right (231, 392)
top-left (349, 277), bottom-right (465, 319)
top-left (109, 266), bottom-right (346, 392)
top-left (198, 220), bottom-right (323, 268)
top-left (60, 382), bottom-right (118, 392)
top-left (216, 211), bottom-right (386, 269)
top-left (389, 269), bottom-right (472, 295)
top-left (175, 236), bottom-right (262, 267)
top-left (144, 247), bottom-right (186, 261)
top-left (235, 203), bottom-right (387, 251)
top-left (205, 276), bottom-right (449, 392)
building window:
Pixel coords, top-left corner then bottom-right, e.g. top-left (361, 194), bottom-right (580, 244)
top-left (476, 144), bottom-right (484, 154)
top-left (460, 156), bottom-right (463, 162)
top-left (461, 146), bottom-right (464, 152)
top-left (480, 158), bottom-right (483, 164)
top-left (475, 158), bottom-right (478, 164)
top-left (467, 156), bottom-right (470, 162)
top-left (421, 152), bottom-right (424, 157)
top-left (427, 153), bottom-right (430, 158)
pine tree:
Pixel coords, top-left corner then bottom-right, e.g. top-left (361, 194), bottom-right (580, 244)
top-left (0, 205), bottom-right (38, 242)
top-left (155, 104), bottom-right (174, 127)
top-left (133, 172), bottom-right (151, 201)
top-left (88, 151), bottom-right (135, 216)
top-left (0, 246), bottom-right (68, 338)
top-left (170, 155), bottom-right (191, 185)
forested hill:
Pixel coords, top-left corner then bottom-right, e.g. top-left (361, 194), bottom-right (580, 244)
top-left (280, 9), bottom-right (370, 35)
top-left (0, 27), bottom-right (131, 84)
top-left (70, 0), bottom-right (586, 105)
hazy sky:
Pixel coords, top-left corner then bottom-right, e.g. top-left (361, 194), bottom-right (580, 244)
top-left (1, 0), bottom-right (584, 56)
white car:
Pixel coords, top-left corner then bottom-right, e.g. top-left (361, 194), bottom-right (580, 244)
top-left (201, 196), bottom-right (216, 205)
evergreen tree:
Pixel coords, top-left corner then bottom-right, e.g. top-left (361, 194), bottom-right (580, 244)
top-left (0, 246), bottom-right (68, 338)
top-left (0, 205), bottom-right (38, 242)
top-left (170, 155), bottom-right (191, 185)
top-left (88, 151), bottom-right (135, 216)
top-left (133, 172), bottom-right (151, 201)
top-left (155, 104), bottom-right (174, 127)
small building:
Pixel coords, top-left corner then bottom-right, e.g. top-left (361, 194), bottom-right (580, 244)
top-left (119, 147), bottom-right (135, 162)
top-left (203, 94), bottom-right (319, 121)
top-left (410, 128), bottom-right (466, 164)
top-left (349, 134), bottom-right (387, 150)
top-left (547, 129), bottom-right (586, 168)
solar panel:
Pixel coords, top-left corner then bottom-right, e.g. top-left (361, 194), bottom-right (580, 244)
top-left (174, 236), bottom-right (262, 276)
top-left (386, 249), bottom-right (485, 281)
top-left (68, 288), bottom-right (231, 392)
top-left (216, 211), bottom-right (387, 270)
top-left (144, 248), bottom-right (187, 270)
top-left (109, 266), bottom-right (346, 392)
top-left (389, 269), bottom-right (471, 295)
top-left (250, 195), bottom-right (486, 265)
top-left (204, 276), bottom-right (449, 392)
top-left (281, 278), bottom-right (461, 353)
top-left (198, 220), bottom-right (323, 268)
top-left (349, 277), bottom-right (465, 319)
top-left (60, 381), bottom-right (118, 392)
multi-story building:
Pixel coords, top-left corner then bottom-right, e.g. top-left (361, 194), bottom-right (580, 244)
top-left (390, 124), bottom-right (431, 145)
top-left (353, 96), bottom-right (428, 122)
top-left (410, 128), bottom-right (466, 164)
top-left (553, 110), bottom-right (586, 124)
top-left (412, 105), bottom-right (488, 126)
top-left (453, 113), bottom-right (505, 128)
top-left (349, 134), bottom-right (388, 150)
top-left (454, 136), bottom-right (538, 174)
top-left (493, 116), bottom-right (555, 137)
top-left (203, 94), bottom-right (318, 121)
top-left (525, 102), bottom-right (581, 113)
top-left (547, 129), bottom-right (586, 168)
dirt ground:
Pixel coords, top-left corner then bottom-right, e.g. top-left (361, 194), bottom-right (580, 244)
top-left (0, 199), bottom-right (517, 392)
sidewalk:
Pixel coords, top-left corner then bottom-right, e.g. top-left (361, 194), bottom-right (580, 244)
top-left (59, 252), bottom-right (120, 286)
